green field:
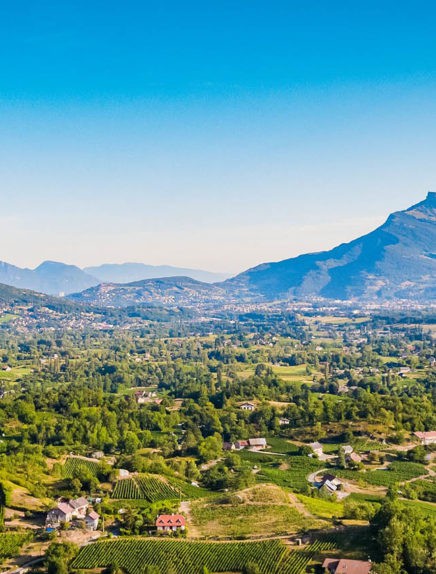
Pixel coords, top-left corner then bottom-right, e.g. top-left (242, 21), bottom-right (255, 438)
top-left (297, 494), bottom-right (344, 519)
top-left (72, 537), bottom-right (336, 574)
top-left (0, 366), bottom-right (31, 382)
top-left (190, 498), bottom-right (321, 538)
top-left (255, 456), bottom-right (324, 492)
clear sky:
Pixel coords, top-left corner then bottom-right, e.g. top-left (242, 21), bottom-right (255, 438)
top-left (1, 1), bottom-right (436, 273)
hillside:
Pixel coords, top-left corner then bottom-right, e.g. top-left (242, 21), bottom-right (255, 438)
top-left (69, 276), bottom-right (229, 308)
top-left (224, 192), bottom-right (436, 302)
top-left (0, 282), bottom-right (77, 309)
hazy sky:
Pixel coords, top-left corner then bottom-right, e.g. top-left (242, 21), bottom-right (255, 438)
top-left (1, 1), bottom-right (436, 273)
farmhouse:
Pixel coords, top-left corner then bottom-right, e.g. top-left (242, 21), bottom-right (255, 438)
top-left (46, 497), bottom-right (90, 527)
top-left (322, 558), bottom-right (372, 574)
top-left (414, 431), bottom-right (436, 446)
top-left (156, 514), bottom-right (186, 532)
top-left (240, 402), bottom-right (256, 411)
top-left (248, 437), bottom-right (267, 450)
top-left (135, 390), bottom-right (162, 405)
top-left (85, 510), bottom-right (100, 531)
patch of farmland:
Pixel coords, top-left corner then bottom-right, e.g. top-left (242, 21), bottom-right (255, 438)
top-left (72, 537), bottom-right (336, 574)
top-left (63, 457), bottom-right (100, 478)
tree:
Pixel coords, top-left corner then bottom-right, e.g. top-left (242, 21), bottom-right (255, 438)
top-left (0, 482), bottom-right (9, 531)
top-left (45, 542), bottom-right (78, 574)
top-left (198, 434), bottom-right (222, 462)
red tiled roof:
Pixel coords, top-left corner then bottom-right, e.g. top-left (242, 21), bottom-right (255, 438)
top-left (156, 514), bottom-right (185, 527)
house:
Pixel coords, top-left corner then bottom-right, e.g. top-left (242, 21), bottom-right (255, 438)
top-left (85, 510), bottom-right (100, 531)
top-left (118, 468), bottom-right (130, 478)
top-left (341, 445), bottom-right (353, 455)
top-left (414, 431), bottom-right (436, 446)
top-left (320, 480), bottom-right (338, 495)
top-left (135, 390), bottom-right (162, 405)
top-left (45, 497), bottom-right (90, 528)
top-left (156, 514), bottom-right (186, 532)
top-left (69, 497), bottom-right (89, 518)
top-left (322, 558), bottom-right (372, 574)
top-left (309, 442), bottom-right (324, 456)
top-left (235, 440), bottom-right (249, 450)
top-left (317, 474), bottom-right (342, 495)
top-left (240, 402), bottom-right (255, 411)
top-left (223, 442), bottom-right (236, 451)
top-left (248, 438), bottom-right (267, 451)
top-left (279, 418), bottom-right (290, 426)
top-left (46, 503), bottom-right (74, 526)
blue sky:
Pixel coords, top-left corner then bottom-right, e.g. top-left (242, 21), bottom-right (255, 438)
top-left (1, 1), bottom-right (436, 272)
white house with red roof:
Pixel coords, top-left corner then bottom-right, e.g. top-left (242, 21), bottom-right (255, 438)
top-left (156, 514), bottom-right (186, 532)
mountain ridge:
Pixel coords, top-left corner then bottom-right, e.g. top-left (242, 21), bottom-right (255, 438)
top-left (223, 192), bottom-right (436, 301)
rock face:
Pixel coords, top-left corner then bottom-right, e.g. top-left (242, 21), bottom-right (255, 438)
top-left (224, 193), bottom-right (436, 302)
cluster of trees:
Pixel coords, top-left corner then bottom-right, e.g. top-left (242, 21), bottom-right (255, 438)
top-left (372, 494), bottom-right (436, 574)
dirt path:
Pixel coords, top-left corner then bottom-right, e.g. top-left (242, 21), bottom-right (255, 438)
top-left (287, 492), bottom-right (315, 519)
top-left (180, 500), bottom-right (201, 539)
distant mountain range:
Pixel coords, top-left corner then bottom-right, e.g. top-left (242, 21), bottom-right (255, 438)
top-left (0, 193), bottom-right (434, 304)
top-left (0, 261), bottom-right (98, 296)
top-left (0, 261), bottom-right (230, 296)
top-left (84, 263), bottom-right (230, 285)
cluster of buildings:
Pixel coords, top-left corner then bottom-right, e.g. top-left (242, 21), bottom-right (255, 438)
top-left (223, 438), bottom-right (267, 451)
top-left (46, 497), bottom-right (100, 531)
top-left (134, 390), bottom-right (163, 405)
top-left (309, 442), bottom-right (362, 465)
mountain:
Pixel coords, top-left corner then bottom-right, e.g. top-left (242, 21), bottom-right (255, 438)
top-left (84, 263), bottom-right (230, 284)
top-left (0, 261), bottom-right (99, 296)
top-left (69, 276), bottom-right (228, 308)
top-left (224, 192), bottom-right (436, 302)
top-left (32, 261), bottom-right (99, 295)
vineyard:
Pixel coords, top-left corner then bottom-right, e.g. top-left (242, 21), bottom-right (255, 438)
top-left (0, 531), bottom-right (32, 563)
top-left (112, 474), bottom-right (181, 502)
top-left (72, 537), bottom-right (336, 574)
top-left (336, 461), bottom-right (427, 487)
top-left (63, 456), bottom-right (100, 478)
